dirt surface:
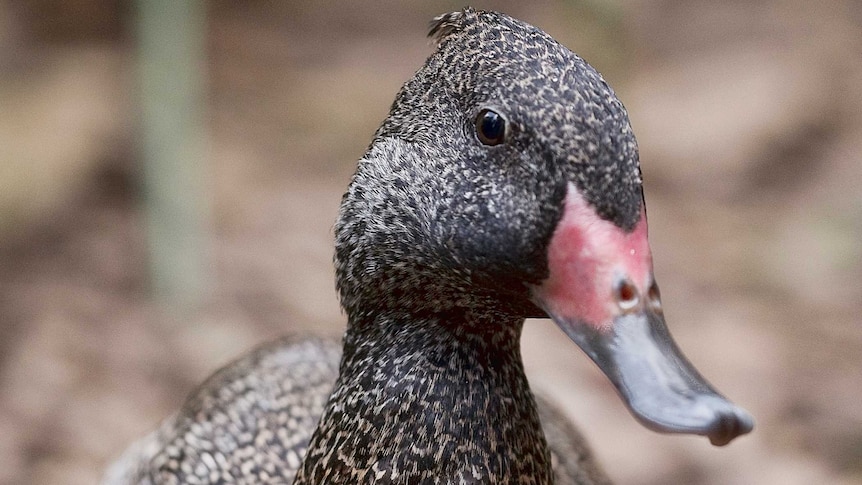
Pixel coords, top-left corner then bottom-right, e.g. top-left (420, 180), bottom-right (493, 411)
top-left (1, 1), bottom-right (861, 484)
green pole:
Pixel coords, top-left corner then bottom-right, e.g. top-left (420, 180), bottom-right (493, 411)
top-left (137, 0), bottom-right (209, 312)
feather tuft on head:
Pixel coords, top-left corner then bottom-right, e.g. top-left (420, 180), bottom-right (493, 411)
top-left (428, 8), bottom-right (474, 46)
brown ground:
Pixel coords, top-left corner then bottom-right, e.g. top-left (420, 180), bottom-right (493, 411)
top-left (1, 1), bottom-right (861, 484)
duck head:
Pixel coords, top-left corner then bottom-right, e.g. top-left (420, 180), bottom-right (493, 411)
top-left (335, 9), bottom-right (753, 446)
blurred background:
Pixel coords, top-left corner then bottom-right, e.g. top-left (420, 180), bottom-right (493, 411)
top-left (1, 1), bottom-right (860, 484)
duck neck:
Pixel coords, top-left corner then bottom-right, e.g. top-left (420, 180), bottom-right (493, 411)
top-left (294, 308), bottom-right (553, 484)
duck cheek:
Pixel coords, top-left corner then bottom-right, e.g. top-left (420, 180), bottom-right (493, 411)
top-left (442, 210), bottom-right (549, 294)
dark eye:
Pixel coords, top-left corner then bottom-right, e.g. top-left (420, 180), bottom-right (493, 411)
top-left (475, 109), bottom-right (506, 146)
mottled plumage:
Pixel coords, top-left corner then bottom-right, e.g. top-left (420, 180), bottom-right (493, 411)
top-left (104, 336), bottom-right (608, 484)
top-left (105, 8), bottom-right (752, 485)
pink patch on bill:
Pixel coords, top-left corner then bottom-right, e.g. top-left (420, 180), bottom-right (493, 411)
top-left (532, 182), bottom-right (652, 331)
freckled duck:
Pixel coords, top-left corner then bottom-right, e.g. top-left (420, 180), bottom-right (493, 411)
top-left (104, 9), bottom-right (753, 484)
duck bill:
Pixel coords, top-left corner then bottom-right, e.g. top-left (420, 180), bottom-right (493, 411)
top-left (532, 182), bottom-right (753, 445)
top-left (544, 307), bottom-right (754, 446)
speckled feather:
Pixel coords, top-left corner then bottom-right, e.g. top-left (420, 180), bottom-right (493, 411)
top-left (104, 336), bottom-right (609, 485)
top-left (338, 9), bottom-right (642, 321)
top-left (104, 8), bottom-right (646, 484)
top-left (102, 337), bottom-right (342, 484)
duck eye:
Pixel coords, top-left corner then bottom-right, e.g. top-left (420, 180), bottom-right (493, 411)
top-left (475, 109), bottom-right (506, 146)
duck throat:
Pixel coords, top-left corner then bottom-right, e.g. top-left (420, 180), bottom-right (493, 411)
top-left (294, 312), bottom-right (554, 484)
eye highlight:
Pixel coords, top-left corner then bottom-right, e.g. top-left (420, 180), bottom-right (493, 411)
top-left (475, 109), bottom-right (506, 146)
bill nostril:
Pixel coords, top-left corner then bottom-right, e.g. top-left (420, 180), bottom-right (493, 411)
top-left (615, 279), bottom-right (640, 311)
top-left (647, 280), bottom-right (662, 313)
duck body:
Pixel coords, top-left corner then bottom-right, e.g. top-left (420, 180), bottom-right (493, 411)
top-left (104, 335), bottom-right (608, 484)
top-left (103, 337), bottom-right (341, 485)
top-left (106, 8), bottom-right (752, 485)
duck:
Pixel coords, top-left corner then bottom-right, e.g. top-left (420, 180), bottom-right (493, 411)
top-left (103, 9), bottom-right (753, 484)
